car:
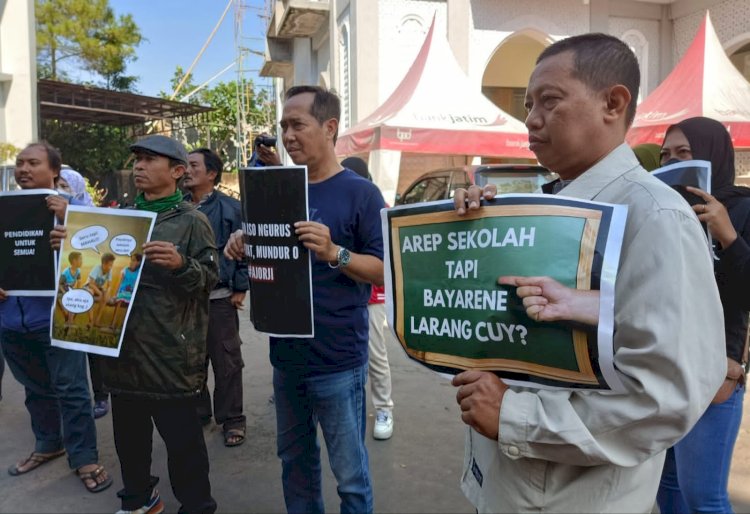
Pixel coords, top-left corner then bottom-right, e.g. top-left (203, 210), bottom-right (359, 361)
top-left (394, 164), bottom-right (555, 205)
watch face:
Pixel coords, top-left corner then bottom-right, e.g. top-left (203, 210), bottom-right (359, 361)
top-left (339, 247), bottom-right (352, 266)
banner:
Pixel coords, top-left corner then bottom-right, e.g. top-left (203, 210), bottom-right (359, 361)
top-left (383, 195), bottom-right (627, 391)
top-left (239, 166), bottom-right (313, 337)
top-left (0, 190), bottom-right (58, 296)
top-left (50, 206), bottom-right (156, 357)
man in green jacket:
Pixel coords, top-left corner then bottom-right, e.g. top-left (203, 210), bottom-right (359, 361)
top-left (55, 135), bottom-right (219, 514)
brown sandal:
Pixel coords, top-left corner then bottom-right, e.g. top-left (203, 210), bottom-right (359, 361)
top-left (76, 464), bottom-right (113, 493)
top-left (8, 450), bottom-right (66, 476)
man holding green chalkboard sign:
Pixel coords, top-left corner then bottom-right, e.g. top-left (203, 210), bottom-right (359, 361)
top-left (450, 34), bottom-right (726, 513)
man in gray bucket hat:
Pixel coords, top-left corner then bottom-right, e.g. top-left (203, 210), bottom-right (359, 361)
top-left (52, 134), bottom-right (220, 514)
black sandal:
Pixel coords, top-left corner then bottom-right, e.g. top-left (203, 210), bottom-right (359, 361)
top-left (224, 428), bottom-right (246, 447)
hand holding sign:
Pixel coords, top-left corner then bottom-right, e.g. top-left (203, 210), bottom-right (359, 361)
top-left (46, 194), bottom-right (68, 222)
top-left (499, 276), bottom-right (600, 326)
top-left (50, 225), bottom-right (67, 250)
top-left (454, 184), bottom-right (497, 216)
top-left (225, 229), bottom-right (245, 260)
top-left (143, 241), bottom-right (184, 270)
top-left (452, 370), bottom-right (508, 441)
top-left (294, 221), bottom-right (337, 262)
top-left (686, 186), bottom-right (737, 248)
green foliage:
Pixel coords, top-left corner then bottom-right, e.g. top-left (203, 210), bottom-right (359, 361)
top-left (85, 178), bottom-right (108, 206)
top-left (41, 120), bottom-right (132, 180)
top-left (0, 142), bottom-right (20, 163)
top-left (161, 66), bottom-right (276, 169)
top-left (35, 0), bottom-right (142, 89)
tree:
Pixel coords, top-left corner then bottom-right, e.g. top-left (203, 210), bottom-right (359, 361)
top-left (35, 0), bottom-right (142, 89)
top-left (161, 66), bottom-right (276, 168)
top-left (41, 119), bottom-right (132, 180)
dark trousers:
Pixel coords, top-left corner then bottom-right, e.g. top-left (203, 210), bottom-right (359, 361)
top-left (87, 354), bottom-right (108, 402)
top-left (1, 328), bottom-right (98, 469)
top-left (197, 297), bottom-right (246, 430)
top-left (111, 394), bottom-right (216, 513)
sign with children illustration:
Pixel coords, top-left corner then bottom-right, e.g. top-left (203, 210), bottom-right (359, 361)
top-left (383, 195), bottom-right (627, 391)
top-left (50, 206), bottom-right (156, 357)
top-left (0, 190), bottom-right (58, 295)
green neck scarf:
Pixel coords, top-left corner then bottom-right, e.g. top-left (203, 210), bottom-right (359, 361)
top-left (134, 190), bottom-right (183, 213)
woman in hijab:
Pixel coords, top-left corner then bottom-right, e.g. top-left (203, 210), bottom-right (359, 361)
top-left (60, 168), bottom-right (94, 206)
top-left (657, 116), bottom-right (750, 513)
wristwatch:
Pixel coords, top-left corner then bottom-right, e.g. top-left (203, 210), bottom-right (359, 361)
top-left (330, 246), bottom-right (351, 268)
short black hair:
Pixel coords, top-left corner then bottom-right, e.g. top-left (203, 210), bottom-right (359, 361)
top-left (132, 252), bottom-right (143, 263)
top-left (101, 252), bottom-right (116, 264)
top-left (341, 156), bottom-right (372, 181)
top-left (25, 141), bottom-right (62, 185)
top-left (190, 148), bottom-right (224, 185)
top-left (285, 85), bottom-right (341, 143)
top-left (537, 33), bottom-right (640, 127)
top-left (68, 251), bottom-right (82, 264)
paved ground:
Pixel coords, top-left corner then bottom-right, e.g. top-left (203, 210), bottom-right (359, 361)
top-left (0, 313), bottom-right (749, 513)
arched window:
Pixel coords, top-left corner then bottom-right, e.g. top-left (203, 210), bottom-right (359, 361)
top-left (730, 41), bottom-right (750, 83)
top-left (621, 29), bottom-right (648, 102)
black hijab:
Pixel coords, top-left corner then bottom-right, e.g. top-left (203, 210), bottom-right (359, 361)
top-left (667, 117), bottom-right (750, 206)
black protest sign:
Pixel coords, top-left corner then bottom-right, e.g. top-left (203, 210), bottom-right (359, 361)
top-left (0, 190), bottom-right (57, 295)
top-left (239, 166), bottom-right (313, 337)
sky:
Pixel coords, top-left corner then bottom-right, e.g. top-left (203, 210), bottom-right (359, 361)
top-left (100, 0), bottom-right (271, 99)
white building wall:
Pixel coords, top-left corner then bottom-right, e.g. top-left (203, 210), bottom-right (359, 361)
top-left (469, 0), bottom-right (588, 92)
top-left (672, 0), bottom-right (750, 176)
top-left (0, 0), bottom-right (37, 157)
top-left (377, 0), bottom-right (447, 105)
top-left (673, 0), bottom-right (750, 62)
top-left (609, 17), bottom-right (661, 97)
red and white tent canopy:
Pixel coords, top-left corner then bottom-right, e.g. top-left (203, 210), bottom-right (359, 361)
top-left (335, 18), bottom-right (533, 159)
top-left (627, 13), bottom-right (750, 148)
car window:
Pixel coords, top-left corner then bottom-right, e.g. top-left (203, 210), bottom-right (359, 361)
top-left (401, 177), bottom-right (449, 204)
top-left (476, 170), bottom-right (553, 193)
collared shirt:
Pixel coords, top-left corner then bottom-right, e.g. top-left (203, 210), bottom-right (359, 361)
top-left (461, 143), bottom-right (726, 513)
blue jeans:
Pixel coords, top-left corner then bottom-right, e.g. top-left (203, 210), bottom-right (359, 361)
top-left (657, 385), bottom-right (745, 514)
top-left (1, 328), bottom-right (98, 469)
top-left (273, 363), bottom-right (373, 514)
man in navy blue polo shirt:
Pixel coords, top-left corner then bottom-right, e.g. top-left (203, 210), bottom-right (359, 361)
top-left (226, 85), bottom-right (384, 514)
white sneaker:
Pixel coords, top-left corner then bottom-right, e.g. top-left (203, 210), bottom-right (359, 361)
top-left (115, 488), bottom-right (164, 514)
top-left (373, 410), bottom-right (394, 440)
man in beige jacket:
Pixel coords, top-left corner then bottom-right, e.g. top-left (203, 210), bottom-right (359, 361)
top-left (452, 33), bottom-right (726, 513)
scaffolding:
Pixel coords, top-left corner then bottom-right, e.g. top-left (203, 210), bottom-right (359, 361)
top-left (165, 0), bottom-right (275, 169)
top-left (233, 0), bottom-right (276, 168)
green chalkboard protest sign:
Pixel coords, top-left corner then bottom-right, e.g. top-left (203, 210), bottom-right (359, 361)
top-left (382, 194), bottom-right (627, 391)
